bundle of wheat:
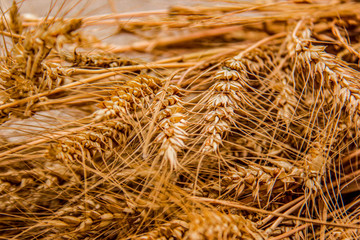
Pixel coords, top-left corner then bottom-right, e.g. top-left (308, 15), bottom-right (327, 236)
top-left (1, 0), bottom-right (360, 239)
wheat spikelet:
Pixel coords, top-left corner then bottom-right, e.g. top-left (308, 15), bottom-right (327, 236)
top-left (8, 0), bottom-right (22, 37)
top-left (271, 75), bottom-right (298, 126)
top-left (0, 161), bottom-right (79, 212)
top-left (51, 196), bottom-right (129, 236)
top-left (200, 55), bottom-right (251, 152)
top-left (303, 142), bottom-right (328, 193)
top-left (50, 74), bottom-right (164, 163)
top-left (135, 220), bottom-right (188, 240)
top-left (184, 210), bottom-right (266, 240)
top-left (152, 85), bottom-right (188, 170)
top-left (0, 17), bottom-right (82, 121)
top-left (94, 74), bottom-right (163, 121)
top-left (222, 164), bottom-right (303, 202)
top-left (291, 28), bottom-right (360, 123)
top-left (0, 160), bottom-right (86, 238)
top-left (49, 119), bottom-right (130, 163)
top-left (198, 46), bottom-right (278, 153)
top-left (41, 176), bottom-right (185, 239)
top-left (288, 28), bottom-right (360, 196)
top-left (61, 50), bottom-right (140, 68)
top-left (21, 18), bottom-right (82, 80)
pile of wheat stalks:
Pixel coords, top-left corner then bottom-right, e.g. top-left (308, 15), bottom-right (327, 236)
top-left (1, 0), bottom-right (360, 239)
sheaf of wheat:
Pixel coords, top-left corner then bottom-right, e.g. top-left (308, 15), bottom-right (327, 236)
top-left (1, 0), bottom-right (360, 239)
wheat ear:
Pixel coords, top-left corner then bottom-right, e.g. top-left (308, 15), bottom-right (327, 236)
top-left (201, 51), bottom-right (266, 152)
top-left (50, 74), bottom-right (163, 163)
top-left (94, 74), bottom-right (163, 121)
top-left (184, 210), bottom-right (266, 240)
top-left (152, 85), bottom-right (188, 170)
top-left (292, 29), bottom-right (360, 123)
